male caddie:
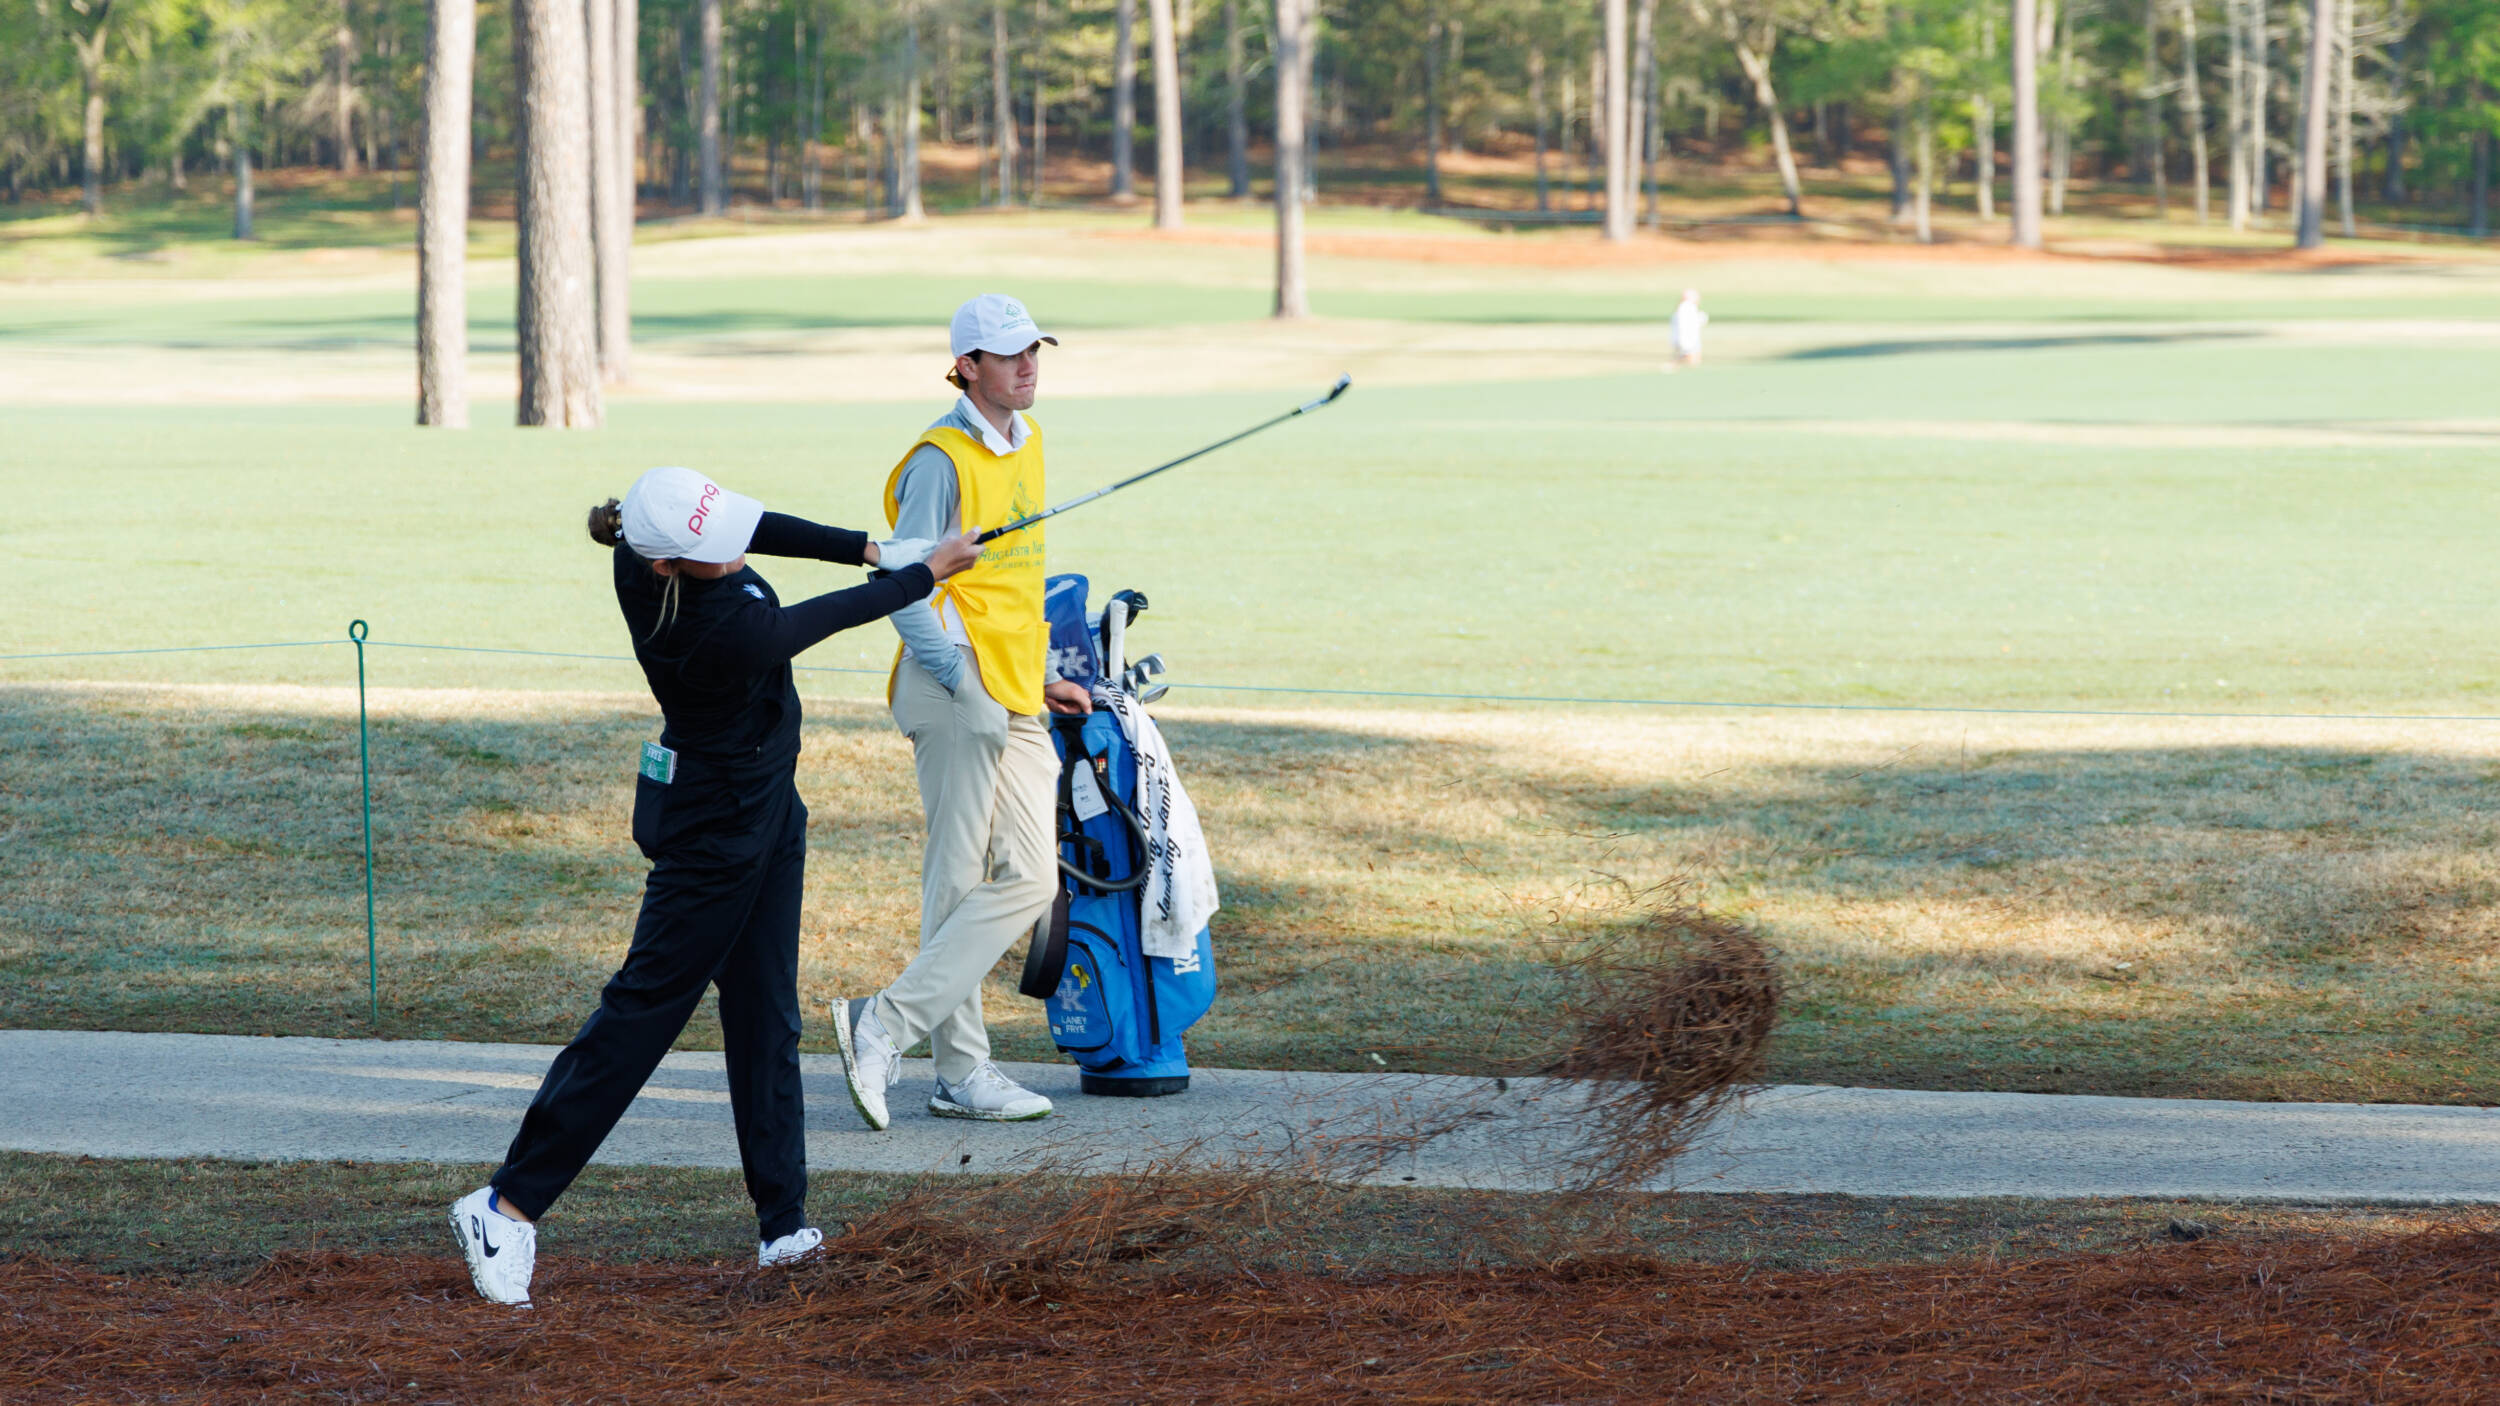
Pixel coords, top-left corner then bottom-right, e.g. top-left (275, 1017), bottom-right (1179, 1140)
top-left (833, 294), bottom-right (1094, 1130)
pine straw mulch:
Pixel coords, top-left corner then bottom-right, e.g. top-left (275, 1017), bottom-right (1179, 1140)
top-left (7, 1225), bottom-right (2500, 1403)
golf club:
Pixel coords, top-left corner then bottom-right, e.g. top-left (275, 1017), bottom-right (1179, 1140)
top-left (973, 375), bottom-right (1353, 546)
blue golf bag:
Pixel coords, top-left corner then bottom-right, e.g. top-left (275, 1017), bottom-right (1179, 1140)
top-left (1015, 574), bottom-right (1218, 1097)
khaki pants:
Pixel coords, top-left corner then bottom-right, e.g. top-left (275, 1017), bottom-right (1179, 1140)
top-left (874, 649), bottom-right (1059, 1083)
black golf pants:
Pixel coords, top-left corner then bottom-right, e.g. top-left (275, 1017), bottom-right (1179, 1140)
top-left (492, 780), bottom-right (810, 1241)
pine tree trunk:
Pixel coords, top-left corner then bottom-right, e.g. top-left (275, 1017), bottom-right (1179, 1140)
top-left (937, 18), bottom-right (956, 145)
top-left (1890, 100), bottom-right (1912, 220)
top-left (337, 0), bottom-right (359, 173)
top-left (417, 0), bottom-right (475, 425)
top-left (2474, 128), bottom-right (2492, 237)
top-left (1113, 0), bottom-right (1138, 197)
top-left (1424, 5), bottom-right (1442, 204)
top-left (993, 0), bottom-right (1017, 205)
top-left (1149, 0), bottom-right (1183, 225)
top-left (1225, 0), bottom-right (1248, 196)
top-left (2293, 0), bottom-right (2329, 245)
top-left (2333, 0), bottom-right (2353, 234)
top-left (1975, 8), bottom-right (1997, 218)
top-left (77, 26), bottom-right (107, 217)
top-left (2179, 0), bottom-right (2209, 222)
top-left (903, 26), bottom-right (925, 218)
top-left (514, 0), bottom-right (603, 427)
top-left (1272, 0), bottom-right (1314, 317)
top-left (2049, 0), bottom-right (2071, 214)
top-left (2251, 0), bottom-right (2269, 213)
top-left (881, 99), bottom-right (899, 212)
top-left (1603, 0), bottom-right (1632, 239)
top-left (1974, 93), bottom-right (1996, 217)
top-left (698, 0), bottom-right (723, 212)
top-left (1531, 47), bottom-right (1550, 212)
top-left (1636, 0), bottom-right (1660, 222)
top-left (1914, 87), bottom-right (1934, 241)
top-left (1587, 42), bottom-right (1602, 209)
top-left (617, 0), bottom-right (638, 201)
top-left (2226, 0), bottom-right (2249, 228)
top-left (2382, 32), bottom-right (2407, 202)
top-left (2142, 0), bottom-right (2161, 206)
top-left (806, 11), bottom-right (823, 210)
top-left (2011, 0), bottom-right (2042, 244)
top-left (1032, 0), bottom-right (1049, 204)
top-left (588, 0), bottom-right (629, 381)
top-left (231, 105), bottom-right (256, 239)
top-left (1718, 21), bottom-right (1800, 216)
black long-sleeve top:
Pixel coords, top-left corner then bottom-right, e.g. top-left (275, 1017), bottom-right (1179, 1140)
top-left (615, 511), bottom-right (934, 776)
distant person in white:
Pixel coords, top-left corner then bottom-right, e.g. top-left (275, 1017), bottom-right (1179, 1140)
top-left (1669, 288), bottom-right (1709, 368)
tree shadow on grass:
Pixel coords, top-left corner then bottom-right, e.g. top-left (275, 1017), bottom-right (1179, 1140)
top-left (1490, 737), bottom-right (2500, 1101)
top-left (1782, 329), bottom-right (2261, 361)
top-left (9, 685), bottom-right (2500, 1101)
top-left (0, 687), bottom-right (1458, 1054)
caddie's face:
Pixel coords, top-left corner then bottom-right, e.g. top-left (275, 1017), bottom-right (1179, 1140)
top-left (964, 342), bottom-right (1041, 412)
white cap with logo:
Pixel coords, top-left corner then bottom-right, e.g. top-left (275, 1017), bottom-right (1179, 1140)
top-left (619, 466), bottom-right (765, 564)
top-left (949, 293), bottom-right (1059, 359)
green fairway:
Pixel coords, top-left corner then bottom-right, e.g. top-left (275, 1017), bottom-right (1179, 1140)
top-left (16, 204), bottom-right (2500, 356)
top-left (20, 269), bottom-right (2500, 348)
top-left (8, 343), bottom-right (2500, 713)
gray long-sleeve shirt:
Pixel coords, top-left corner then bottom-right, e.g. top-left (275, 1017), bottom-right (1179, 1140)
top-left (889, 398), bottom-right (1058, 699)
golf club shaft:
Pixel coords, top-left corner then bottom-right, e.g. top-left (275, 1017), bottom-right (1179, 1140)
top-left (973, 375), bottom-right (1352, 545)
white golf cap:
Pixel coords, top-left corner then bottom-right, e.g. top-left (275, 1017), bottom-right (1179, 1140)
top-left (949, 293), bottom-right (1059, 358)
top-left (619, 466), bottom-right (765, 564)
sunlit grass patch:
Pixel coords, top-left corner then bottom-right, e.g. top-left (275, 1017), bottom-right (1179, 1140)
top-left (7, 683), bottom-right (2500, 1103)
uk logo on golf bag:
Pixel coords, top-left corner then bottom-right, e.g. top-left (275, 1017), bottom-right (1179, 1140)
top-left (1018, 574), bottom-right (1216, 1097)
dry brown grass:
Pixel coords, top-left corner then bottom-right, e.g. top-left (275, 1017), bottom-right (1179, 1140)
top-left (1533, 897), bottom-right (1784, 1191)
top-left (5, 681), bottom-right (2500, 1102)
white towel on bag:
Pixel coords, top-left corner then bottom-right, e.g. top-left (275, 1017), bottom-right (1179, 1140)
top-left (1090, 687), bottom-right (1220, 959)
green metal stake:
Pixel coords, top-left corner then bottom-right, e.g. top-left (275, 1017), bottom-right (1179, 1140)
top-left (350, 620), bottom-right (378, 1025)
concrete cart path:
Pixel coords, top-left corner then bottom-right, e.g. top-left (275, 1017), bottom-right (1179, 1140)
top-left (6, 1029), bottom-right (2500, 1202)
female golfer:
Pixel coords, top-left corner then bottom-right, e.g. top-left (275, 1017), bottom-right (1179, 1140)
top-left (449, 465), bottom-right (979, 1307)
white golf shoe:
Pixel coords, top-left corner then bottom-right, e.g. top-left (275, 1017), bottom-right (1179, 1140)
top-left (834, 996), bottom-right (900, 1131)
top-left (448, 1186), bottom-right (536, 1307)
top-left (758, 1226), bottom-right (823, 1267)
top-left (930, 1062), bottom-right (1053, 1122)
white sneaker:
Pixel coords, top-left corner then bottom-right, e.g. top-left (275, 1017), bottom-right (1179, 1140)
top-left (834, 996), bottom-right (899, 1131)
top-left (758, 1226), bottom-right (823, 1267)
top-left (930, 1062), bottom-right (1054, 1122)
top-left (448, 1186), bottom-right (536, 1307)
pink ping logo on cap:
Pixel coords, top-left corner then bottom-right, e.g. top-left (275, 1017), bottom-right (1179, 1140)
top-left (686, 483), bottom-right (720, 534)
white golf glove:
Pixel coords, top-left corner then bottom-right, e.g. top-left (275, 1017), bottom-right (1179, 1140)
top-left (874, 537), bottom-right (934, 572)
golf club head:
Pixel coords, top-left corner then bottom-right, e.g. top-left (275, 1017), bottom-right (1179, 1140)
top-left (1122, 653), bottom-right (1168, 705)
top-left (1300, 375), bottom-right (1354, 413)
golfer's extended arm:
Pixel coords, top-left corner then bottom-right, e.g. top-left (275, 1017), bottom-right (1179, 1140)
top-left (887, 454), bottom-right (968, 692)
top-left (748, 511), bottom-right (871, 566)
top-left (702, 565), bottom-right (935, 675)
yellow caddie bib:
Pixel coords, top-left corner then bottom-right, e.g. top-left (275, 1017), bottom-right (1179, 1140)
top-left (883, 418), bottom-right (1048, 716)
